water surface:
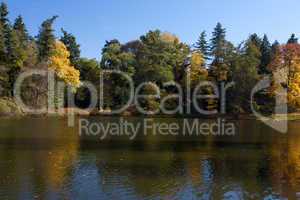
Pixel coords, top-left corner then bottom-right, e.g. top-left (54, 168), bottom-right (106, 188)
top-left (0, 117), bottom-right (299, 200)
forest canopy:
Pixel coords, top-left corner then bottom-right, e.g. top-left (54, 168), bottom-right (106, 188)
top-left (0, 2), bottom-right (298, 115)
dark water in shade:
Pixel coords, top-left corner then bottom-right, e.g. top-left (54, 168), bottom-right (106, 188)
top-left (0, 116), bottom-right (299, 200)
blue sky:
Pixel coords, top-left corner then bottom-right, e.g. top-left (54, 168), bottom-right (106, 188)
top-left (7, 0), bottom-right (300, 59)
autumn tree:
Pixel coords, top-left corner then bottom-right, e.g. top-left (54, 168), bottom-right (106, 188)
top-left (268, 43), bottom-right (300, 110)
top-left (184, 52), bottom-right (207, 88)
top-left (48, 41), bottom-right (80, 88)
top-left (182, 52), bottom-right (211, 113)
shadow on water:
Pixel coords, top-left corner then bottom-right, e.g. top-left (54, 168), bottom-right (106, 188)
top-left (0, 116), bottom-right (299, 199)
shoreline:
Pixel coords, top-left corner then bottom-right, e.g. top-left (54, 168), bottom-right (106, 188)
top-left (1, 108), bottom-right (300, 121)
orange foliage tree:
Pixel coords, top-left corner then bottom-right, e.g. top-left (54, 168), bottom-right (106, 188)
top-left (269, 43), bottom-right (300, 109)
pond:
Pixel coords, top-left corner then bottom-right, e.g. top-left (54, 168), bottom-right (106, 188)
top-left (0, 117), bottom-right (299, 200)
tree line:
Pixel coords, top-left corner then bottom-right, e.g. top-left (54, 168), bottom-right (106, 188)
top-left (0, 2), bottom-right (299, 115)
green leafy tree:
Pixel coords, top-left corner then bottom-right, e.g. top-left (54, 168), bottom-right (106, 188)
top-left (36, 16), bottom-right (58, 61)
top-left (75, 58), bottom-right (101, 108)
top-left (136, 30), bottom-right (175, 85)
top-left (60, 29), bottom-right (80, 66)
top-left (101, 39), bottom-right (135, 76)
top-left (230, 38), bottom-right (260, 113)
top-left (136, 30), bottom-right (189, 86)
top-left (100, 39), bottom-right (136, 109)
top-left (77, 58), bottom-right (100, 81)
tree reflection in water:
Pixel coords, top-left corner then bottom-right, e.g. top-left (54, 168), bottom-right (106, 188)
top-left (0, 117), bottom-right (299, 199)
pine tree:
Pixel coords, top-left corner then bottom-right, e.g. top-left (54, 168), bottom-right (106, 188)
top-left (7, 29), bottom-right (25, 67)
top-left (0, 2), bottom-right (9, 34)
top-left (287, 34), bottom-right (298, 44)
top-left (0, 2), bottom-right (10, 96)
top-left (195, 31), bottom-right (209, 60)
top-left (0, 3), bottom-right (8, 27)
top-left (0, 2), bottom-right (10, 51)
top-left (244, 36), bottom-right (261, 63)
top-left (270, 40), bottom-right (280, 60)
top-left (13, 15), bottom-right (29, 47)
top-left (6, 28), bottom-right (26, 96)
top-left (249, 33), bottom-right (262, 48)
top-left (0, 21), bottom-right (7, 96)
top-left (60, 28), bottom-right (80, 66)
top-left (0, 22), bottom-right (6, 63)
top-left (209, 23), bottom-right (236, 112)
top-left (210, 22), bottom-right (226, 63)
top-left (13, 16), bottom-right (37, 68)
top-left (36, 16), bottom-right (58, 61)
top-left (210, 23), bottom-right (235, 82)
top-left (259, 34), bottom-right (271, 74)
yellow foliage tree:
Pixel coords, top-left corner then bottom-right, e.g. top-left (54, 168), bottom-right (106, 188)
top-left (186, 52), bottom-right (208, 88)
top-left (49, 41), bottom-right (80, 88)
top-left (288, 73), bottom-right (300, 107)
top-left (160, 32), bottom-right (180, 44)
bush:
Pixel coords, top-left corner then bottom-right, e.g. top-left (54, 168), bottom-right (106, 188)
top-left (0, 98), bottom-right (23, 116)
